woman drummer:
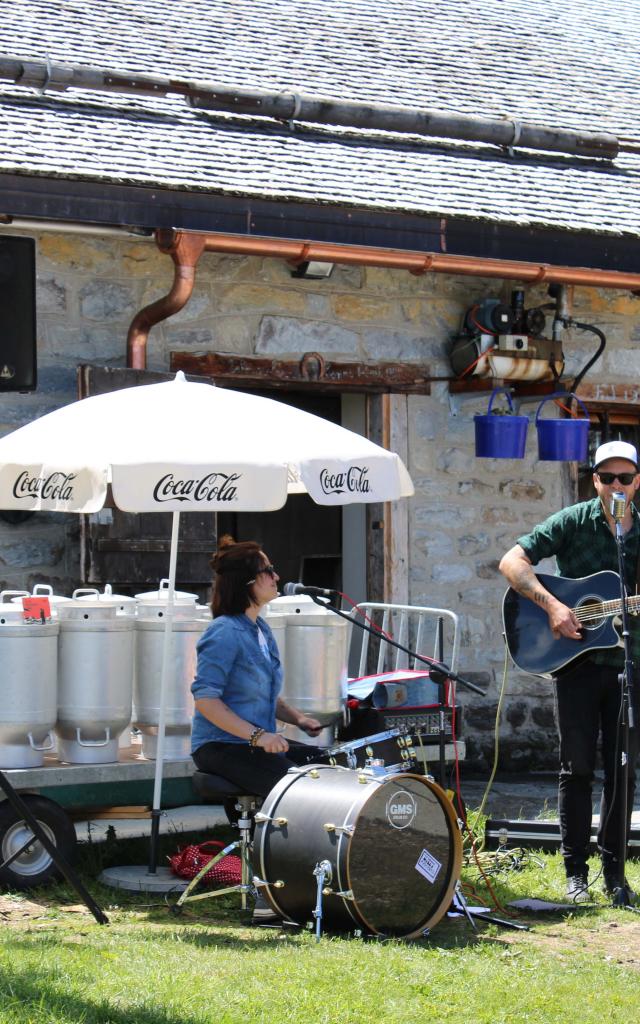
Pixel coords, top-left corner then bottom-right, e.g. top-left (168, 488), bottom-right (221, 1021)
top-left (190, 537), bottom-right (324, 798)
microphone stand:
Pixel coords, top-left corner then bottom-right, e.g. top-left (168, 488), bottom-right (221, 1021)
top-left (610, 504), bottom-right (639, 911)
top-left (308, 594), bottom-right (486, 699)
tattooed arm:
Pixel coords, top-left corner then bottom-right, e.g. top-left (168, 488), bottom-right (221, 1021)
top-left (499, 544), bottom-right (582, 640)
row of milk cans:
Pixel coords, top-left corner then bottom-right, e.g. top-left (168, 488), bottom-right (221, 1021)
top-left (0, 581), bottom-right (211, 768)
top-left (0, 586), bottom-right (350, 769)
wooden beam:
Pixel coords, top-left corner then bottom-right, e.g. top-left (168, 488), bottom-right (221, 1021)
top-left (170, 351), bottom-right (431, 394)
top-left (576, 382), bottom-right (640, 414)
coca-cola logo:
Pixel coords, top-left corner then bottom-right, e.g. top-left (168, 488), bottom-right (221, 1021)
top-left (152, 472), bottom-right (240, 504)
top-left (319, 466), bottom-right (371, 496)
top-left (13, 470), bottom-right (77, 502)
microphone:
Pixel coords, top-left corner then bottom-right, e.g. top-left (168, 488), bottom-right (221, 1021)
top-left (611, 491), bottom-right (626, 522)
top-left (282, 582), bottom-right (338, 598)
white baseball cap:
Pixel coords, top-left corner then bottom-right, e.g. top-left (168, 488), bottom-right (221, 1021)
top-left (594, 440), bottom-right (639, 470)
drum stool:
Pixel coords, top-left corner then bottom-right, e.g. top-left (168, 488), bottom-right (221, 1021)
top-left (174, 772), bottom-right (260, 912)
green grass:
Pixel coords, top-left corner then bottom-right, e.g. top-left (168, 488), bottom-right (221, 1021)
top-left (2, 826), bottom-right (640, 1024)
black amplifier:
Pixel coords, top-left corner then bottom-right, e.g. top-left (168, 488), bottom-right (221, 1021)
top-left (380, 705), bottom-right (461, 738)
top-left (337, 705), bottom-right (461, 744)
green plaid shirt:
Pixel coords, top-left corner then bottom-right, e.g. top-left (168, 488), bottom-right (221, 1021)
top-left (517, 497), bottom-right (640, 667)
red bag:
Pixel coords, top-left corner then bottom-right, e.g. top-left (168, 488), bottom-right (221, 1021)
top-left (168, 840), bottom-right (242, 886)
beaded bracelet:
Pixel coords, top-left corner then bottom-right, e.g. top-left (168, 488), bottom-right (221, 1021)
top-left (249, 726), bottom-right (265, 748)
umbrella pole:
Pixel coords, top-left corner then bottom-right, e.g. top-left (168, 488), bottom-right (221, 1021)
top-left (148, 510), bottom-right (180, 874)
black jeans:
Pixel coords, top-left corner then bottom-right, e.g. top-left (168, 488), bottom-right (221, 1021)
top-left (554, 659), bottom-right (637, 876)
top-left (192, 739), bottom-right (326, 799)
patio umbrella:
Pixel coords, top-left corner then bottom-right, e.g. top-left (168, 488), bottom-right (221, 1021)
top-left (0, 372), bottom-right (414, 877)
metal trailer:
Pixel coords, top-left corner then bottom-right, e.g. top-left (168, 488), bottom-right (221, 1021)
top-left (0, 743), bottom-right (224, 890)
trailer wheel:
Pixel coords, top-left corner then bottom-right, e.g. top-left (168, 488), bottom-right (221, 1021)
top-left (0, 796), bottom-right (77, 890)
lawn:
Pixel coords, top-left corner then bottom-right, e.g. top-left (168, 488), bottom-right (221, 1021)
top-left (2, 823), bottom-right (640, 1024)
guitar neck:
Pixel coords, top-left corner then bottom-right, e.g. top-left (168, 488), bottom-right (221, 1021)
top-left (575, 592), bottom-right (640, 623)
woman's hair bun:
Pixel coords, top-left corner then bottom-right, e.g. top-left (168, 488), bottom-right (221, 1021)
top-left (216, 533), bottom-right (237, 552)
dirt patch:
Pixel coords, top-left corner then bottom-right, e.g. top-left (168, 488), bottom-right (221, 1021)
top-left (0, 894), bottom-right (51, 922)
top-left (488, 915), bottom-right (640, 967)
top-left (0, 894), bottom-right (93, 925)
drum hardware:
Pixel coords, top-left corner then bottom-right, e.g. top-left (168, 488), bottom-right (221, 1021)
top-left (364, 761), bottom-right (408, 777)
top-left (322, 823), bottom-right (354, 836)
top-left (325, 728), bottom-right (418, 774)
top-left (254, 812), bottom-right (288, 826)
top-left (175, 793), bottom-right (257, 912)
top-left (253, 876), bottom-right (285, 890)
top-left (312, 859), bottom-right (333, 940)
top-left (451, 881), bottom-right (528, 932)
top-left (325, 727), bottom-right (407, 758)
top-left (174, 837), bottom-right (255, 910)
top-left (308, 769), bottom-right (320, 779)
top-left (329, 753), bottom-right (356, 769)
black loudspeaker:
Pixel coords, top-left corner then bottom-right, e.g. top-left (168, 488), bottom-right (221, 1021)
top-left (0, 236), bottom-right (36, 391)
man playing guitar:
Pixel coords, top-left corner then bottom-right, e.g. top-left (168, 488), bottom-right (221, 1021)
top-left (499, 440), bottom-right (640, 903)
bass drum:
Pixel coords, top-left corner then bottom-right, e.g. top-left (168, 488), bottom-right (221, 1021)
top-left (252, 764), bottom-right (462, 938)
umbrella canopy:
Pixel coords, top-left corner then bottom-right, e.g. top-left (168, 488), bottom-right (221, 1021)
top-left (0, 372), bottom-right (413, 513)
top-left (0, 372), bottom-right (413, 877)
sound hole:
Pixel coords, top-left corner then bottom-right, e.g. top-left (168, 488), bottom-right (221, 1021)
top-left (576, 597), bottom-right (605, 631)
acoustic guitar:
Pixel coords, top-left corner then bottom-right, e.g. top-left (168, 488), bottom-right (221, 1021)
top-left (502, 570), bottom-right (640, 676)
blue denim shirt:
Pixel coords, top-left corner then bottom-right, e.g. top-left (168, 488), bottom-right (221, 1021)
top-left (191, 613), bottom-right (282, 751)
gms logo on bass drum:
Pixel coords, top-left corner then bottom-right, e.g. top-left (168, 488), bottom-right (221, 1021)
top-left (319, 465), bottom-right (371, 496)
top-left (152, 472), bottom-right (241, 504)
top-left (386, 790), bottom-right (417, 830)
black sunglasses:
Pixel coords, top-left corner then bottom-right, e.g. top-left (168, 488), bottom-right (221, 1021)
top-left (247, 564), bottom-right (277, 585)
top-left (597, 471), bottom-right (637, 485)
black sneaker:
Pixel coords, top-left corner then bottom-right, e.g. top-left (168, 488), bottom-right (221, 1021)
top-left (566, 874), bottom-right (590, 903)
top-left (603, 867), bottom-right (637, 901)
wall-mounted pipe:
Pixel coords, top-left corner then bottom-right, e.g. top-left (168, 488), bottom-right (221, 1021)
top-left (126, 232), bottom-right (205, 369)
top-left (126, 228), bottom-right (640, 368)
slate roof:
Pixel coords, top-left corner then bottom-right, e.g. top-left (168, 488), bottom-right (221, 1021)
top-left (0, 0), bottom-right (639, 238)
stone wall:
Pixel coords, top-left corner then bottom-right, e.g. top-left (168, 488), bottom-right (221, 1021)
top-left (2, 227), bottom-right (640, 767)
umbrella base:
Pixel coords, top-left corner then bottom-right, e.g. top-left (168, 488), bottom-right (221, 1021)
top-left (99, 864), bottom-right (188, 893)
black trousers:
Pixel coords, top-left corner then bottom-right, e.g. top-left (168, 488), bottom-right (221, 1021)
top-left (554, 660), bottom-right (637, 876)
top-left (192, 739), bottom-right (326, 799)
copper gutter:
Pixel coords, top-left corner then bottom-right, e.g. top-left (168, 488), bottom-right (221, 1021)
top-left (127, 228), bottom-right (640, 369)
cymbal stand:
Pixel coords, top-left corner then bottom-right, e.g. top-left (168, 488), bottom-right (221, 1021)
top-left (452, 883), bottom-right (529, 932)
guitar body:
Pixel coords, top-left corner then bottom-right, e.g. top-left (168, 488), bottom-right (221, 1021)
top-left (502, 570), bottom-right (623, 676)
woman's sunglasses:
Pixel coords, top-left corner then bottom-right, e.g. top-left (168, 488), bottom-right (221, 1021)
top-left (247, 564), bottom-right (277, 583)
top-left (597, 472), bottom-right (637, 485)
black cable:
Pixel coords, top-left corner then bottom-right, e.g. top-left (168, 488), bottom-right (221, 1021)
top-left (570, 321), bottom-right (606, 391)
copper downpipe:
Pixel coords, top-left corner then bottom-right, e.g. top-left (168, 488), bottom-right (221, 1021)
top-left (126, 232), bottom-right (206, 369)
top-left (127, 228), bottom-right (640, 368)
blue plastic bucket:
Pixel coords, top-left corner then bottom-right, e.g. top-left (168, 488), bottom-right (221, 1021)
top-left (474, 388), bottom-right (528, 459)
top-left (535, 393), bottom-right (590, 461)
